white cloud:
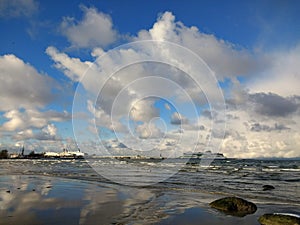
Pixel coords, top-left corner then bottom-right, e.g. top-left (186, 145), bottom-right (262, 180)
top-left (0, 109), bottom-right (70, 132)
top-left (42, 124), bottom-right (57, 136)
top-left (87, 100), bottom-right (125, 132)
top-left (136, 11), bottom-right (263, 80)
top-left (135, 122), bottom-right (164, 139)
top-left (220, 90), bottom-right (300, 158)
top-left (51, 10), bottom-right (262, 86)
top-left (0, 0), bottom-right (38, 18)
top-left (0, 54), bottom-right (72, 148)
top-left (47, 42), bottom-right (219, 137)
top-left (14, 129), bottom-right (34, 140)
top-left (130, 99), bottom-right (159, 122)
top-left (0, 54), bottom-right (56, 111)
top-left (247, 45), bottom-right (300, 97)
top-left (45, 46), bottom-right (92, 81)
top-left (14, 124), bottom-right (60, 141)
top-left (221, 122), bottom-right (300, 158)
top-left (46, 10), bottom-right (300, 158)
top-left (60, 5), bottom-right (118, 48)
top-left (164, 103), bottom-right (171, 110)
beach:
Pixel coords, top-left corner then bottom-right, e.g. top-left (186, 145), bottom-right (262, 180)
top-left (0, 159), bottom-right (299, 224)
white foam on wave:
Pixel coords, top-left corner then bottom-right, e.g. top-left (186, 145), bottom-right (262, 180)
top-left (280, 168), bottom-right (300, 172)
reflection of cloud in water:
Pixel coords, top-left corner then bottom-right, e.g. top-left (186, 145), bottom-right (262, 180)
top-left (0, 175), bottom-right (161, 225)
top-left (0, 175), bottom-right (87, 225)
top-left (0, 175), bottom-right (222, 225)
top-left (78, 184), bottom-right (165, 224)
top-left (79, 187), bottom-right (122, 225)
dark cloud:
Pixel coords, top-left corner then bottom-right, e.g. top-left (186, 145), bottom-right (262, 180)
top-left (198, 125), bottom-right (205, 130)
top-left (211, 129), bottom-right (226, 139)
top-left (226, 114), bottom-right (239, 120)
top-left (250, 122), bottom-right (290, 132)
top-left (201, 110), bottom-right (212, 119)
top-left (170, 112), bottom-right (189, 125)
top-left (250, 92), bottom-right (299, 117)
top-left (250, 123), bottom-right (271, 132)
top-left (33, 133), bottom-right (60, 141)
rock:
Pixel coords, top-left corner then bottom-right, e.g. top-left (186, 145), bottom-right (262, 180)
top-left (6, 190), bottom-right (10, 193)
top-left (209, 197), bottom-right (257, 217)
top-left (263, 185), bottom-right (275, 191)
top-left (258, 214), bottom-right (300, 225)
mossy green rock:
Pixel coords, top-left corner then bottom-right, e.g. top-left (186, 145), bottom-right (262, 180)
top-left (258, 214), bottom-right (300, 225)
top-left (209, 197), bottom-right (257, 217)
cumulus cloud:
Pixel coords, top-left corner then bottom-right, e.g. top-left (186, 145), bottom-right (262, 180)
top-left (250, 92), bottom-right (299, 117)
top-left (0, 109), bottom-right (70, 132)
top-left (0, 0), bottom-right (38, 18)
top-left (137, 11), bottom-right (263, 80)
top-left (0, 54), bottom-right (56, 111)
top-left (44, 11), bottom-right (229, 156)
top-left (0, 54), bottom-right (73, 148)
top-left (50, 8), bottom-right (266, 83)
top-left (250, 122), bottom-right (290, 132)
top-left (60, 5), bottom-right (118, 48)
top-left (170, 112), bottom-right (189, 125)
top-left (45, 46), bottom-right (92, 81)
top-left (247, 45), bottom-right (300, 97)
top-left (46, 10), bottom-right (300, 158)
top-left (87, 100), bottom-right (125, 132)
top-left (130, 99), bottom-right (159, 122)
top-left (14, 124), bottom-right (60, 141)
top-left (220, 90), bottom-right (300, 158)
top-left (135, 122), bottom-right (164, 139)
top-left (221, 126), bottom-right (300, 158)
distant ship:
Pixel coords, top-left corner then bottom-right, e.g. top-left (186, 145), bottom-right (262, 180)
top-left (93, 151), bottom-right (225, 162)
top-left (44, 149), bottom-right (84, 159)
top-left (181, 151), bottom-right (226, 160)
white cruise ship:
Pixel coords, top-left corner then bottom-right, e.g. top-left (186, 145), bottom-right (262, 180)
top-left (44, 149), bottom-right (84, 159)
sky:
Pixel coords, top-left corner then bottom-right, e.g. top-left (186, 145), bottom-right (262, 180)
top-left (0, 0), bottom-right (300, 158)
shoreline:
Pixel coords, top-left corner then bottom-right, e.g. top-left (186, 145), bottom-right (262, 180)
top-left (1, 174), bottom-right (299, 225)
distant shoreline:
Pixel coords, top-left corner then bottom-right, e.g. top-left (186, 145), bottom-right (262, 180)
top-left (1, 156), bottom-right (300, 161)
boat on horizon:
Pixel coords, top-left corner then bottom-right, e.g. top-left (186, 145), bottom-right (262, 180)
top-left (180, 151), bottom-right (226, 160)
top-left (44, 148), bottom-right (85, 159)
top-left (88, 151), bottom-right (226, 162)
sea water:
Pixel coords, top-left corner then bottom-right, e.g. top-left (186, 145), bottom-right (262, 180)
top-left (0, 158), bottom-right (299, 224)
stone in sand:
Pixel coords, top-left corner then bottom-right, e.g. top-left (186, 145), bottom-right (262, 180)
top-left (209, 197), bottom-right (257, 217)
top-left (258, 214), bottom-right (300, 225)
top-left (263, 185), bottom-right (275, 191)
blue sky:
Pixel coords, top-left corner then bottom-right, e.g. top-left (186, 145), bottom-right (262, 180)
top-left (0, 0), bottom-right (300, 158)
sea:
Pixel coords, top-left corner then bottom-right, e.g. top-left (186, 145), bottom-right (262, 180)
top-left (0, 158), bottom-right (299, 224)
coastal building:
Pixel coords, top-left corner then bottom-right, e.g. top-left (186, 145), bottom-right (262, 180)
top-left (9, 153), bottom-right (20, 159)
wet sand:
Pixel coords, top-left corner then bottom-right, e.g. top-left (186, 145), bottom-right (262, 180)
top-left (0, 175), bottom-right (299, 225)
